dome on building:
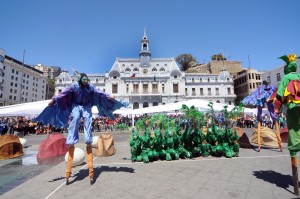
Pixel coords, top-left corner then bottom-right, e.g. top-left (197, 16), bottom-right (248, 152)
top-left (218, 69), bottom-right (231, 81)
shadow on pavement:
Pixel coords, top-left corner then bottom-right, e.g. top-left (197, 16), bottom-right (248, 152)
top-left (48, 176), bottom-right (66, 183)
top-left (253, 170), bottom-right (296, 194)
top-left (63, 165), bottom-right (135, 185)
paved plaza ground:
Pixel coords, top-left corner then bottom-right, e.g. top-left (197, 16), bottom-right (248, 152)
top-left (0, 128), bottom-right (299, 199)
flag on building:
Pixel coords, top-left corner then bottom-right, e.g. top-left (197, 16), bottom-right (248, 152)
top-left (130, 74), bottom-right (136, 78)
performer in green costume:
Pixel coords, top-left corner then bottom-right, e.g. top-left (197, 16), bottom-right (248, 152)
top-left (274, 54), bottom-right (300, 195)
top-left (274, 54), bottom-right (300, 156)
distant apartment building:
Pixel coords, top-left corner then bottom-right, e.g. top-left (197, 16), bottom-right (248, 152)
top-left (34, 64), bottom-right (62, 80)
top-left (234, 68), bottom-right (263, 104)
top-left (33, 64), bottom-right (61, 99)
top-left (0, 49), bottom-right (5, 102)
top-left (261, 60), bottom-right (300, 87)
top-left (0, 50), bottom-right (47, 106)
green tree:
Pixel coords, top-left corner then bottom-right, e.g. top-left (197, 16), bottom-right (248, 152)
top-left (47, 78), bottom-right (55, 85)
top-left (176, 53), bottom-right (197, 71)
top-left (211, 53), bottom-right (227, 61)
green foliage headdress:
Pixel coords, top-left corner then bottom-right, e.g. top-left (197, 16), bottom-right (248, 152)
top-left (279, 54), bottom-right (300, 75)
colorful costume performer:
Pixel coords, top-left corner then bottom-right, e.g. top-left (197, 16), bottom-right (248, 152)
top-left (241, 80), bottom-right (282, 151)
top-left (241, 81), bottom-right (277, 122)
top-left (274, 55), bottom-right (300, 156)
top-left (34, 73), bottom-right (124, 185)
top-left (273, 54), bottom-right (300, 195)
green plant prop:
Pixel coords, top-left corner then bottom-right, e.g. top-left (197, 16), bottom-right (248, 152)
top-left (164, 129), bottom-right (180, 160)
top-left (129, 102), bottom-right (240, 163)
top-left (129, 128), bottom-right (143, 162)
top-left (116, 123), bottom-right (127, 130)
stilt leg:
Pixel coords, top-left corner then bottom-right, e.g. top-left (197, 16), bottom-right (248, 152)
top-left (274, 121), bottom-right (282, 152)
top-left (257, 121), bottom-right (261, 152)
top-left (291, 157), bottom-right (299, 196)
top-left (86, 144), bottom-right (94, 185)
top-left (66, 145), bottom-right (75, 185)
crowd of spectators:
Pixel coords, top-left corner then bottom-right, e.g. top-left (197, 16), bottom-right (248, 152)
top-left (0, 113), bottom-right (287, 136)
top-left (0, 116), bottom-right (132, 136)
top-left (236, 114), bottom-right (286, 129)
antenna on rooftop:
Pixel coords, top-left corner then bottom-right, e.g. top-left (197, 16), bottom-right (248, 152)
top-left (248, 55), bottom-right (251, 69)
top-left (288, 47), bottom-right (294, 54)
top-left (70, 67), bottom-right (80, 76)
top-left (22, 50), bottom-right (25, 65)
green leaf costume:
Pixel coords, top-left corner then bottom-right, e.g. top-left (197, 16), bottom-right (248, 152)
top-left (274, 54), bottom-right (300, 157)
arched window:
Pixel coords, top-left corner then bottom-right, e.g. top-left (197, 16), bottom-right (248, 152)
top-left (153, 102), bottom-right (158, 106)
top-left (133, 102), bottom-right (139, 109)
top-left (143, 102), bottom-right (149, 108)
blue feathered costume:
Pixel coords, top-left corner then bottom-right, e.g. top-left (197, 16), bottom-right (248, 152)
top-left (34, 73), bottom-right (124, 185)
top-left (241, 81), bottom-right (277, 122)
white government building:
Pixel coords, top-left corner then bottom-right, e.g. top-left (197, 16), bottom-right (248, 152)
top-left (55, 31), bottom-right (236, 109)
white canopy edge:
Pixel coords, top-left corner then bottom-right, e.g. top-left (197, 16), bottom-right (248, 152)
top-left (0, 99), bottom-right (257, 117)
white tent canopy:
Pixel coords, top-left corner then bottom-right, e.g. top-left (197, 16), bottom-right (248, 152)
top-left (0, 99), bottom-right (256, 118)
top-left (125, 99), bottom-right (254, 116)
top-left (0, 100), bottom-right (127, 117)
top-left (0, 100), bottom-right (50, 117)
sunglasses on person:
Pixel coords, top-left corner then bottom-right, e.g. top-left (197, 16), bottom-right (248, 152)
top-left (82, 77), bottom-right (89, 83)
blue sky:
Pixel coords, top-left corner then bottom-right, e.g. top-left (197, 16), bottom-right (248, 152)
top-left (0, 0), bottom-right (299, 74)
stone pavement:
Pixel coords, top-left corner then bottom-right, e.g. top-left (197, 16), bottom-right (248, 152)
top-left (0, 129), bottom-right (300, 199)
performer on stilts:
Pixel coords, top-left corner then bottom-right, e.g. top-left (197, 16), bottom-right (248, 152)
top-left (241, 80), bottom-right (282, 152)
top-left (34, 73), bottom-right (124, 185)
top-left (273, 54), bottom-right (300, 195)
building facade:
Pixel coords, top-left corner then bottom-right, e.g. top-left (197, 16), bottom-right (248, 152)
top-left (33, 64), bottom-right (61, 99)
top-left (234, 69), bottom-right (263, 104)
top-left (34, 64), bottom-right (62, 80)
top-left (55, 31), bottom-right (236, 109)
top-left (261, 60), bottom-right (300, 87)
top-left (0, 50), bottom-right (47, 106)
top-left (0, 49), bottom-right (5, 101)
